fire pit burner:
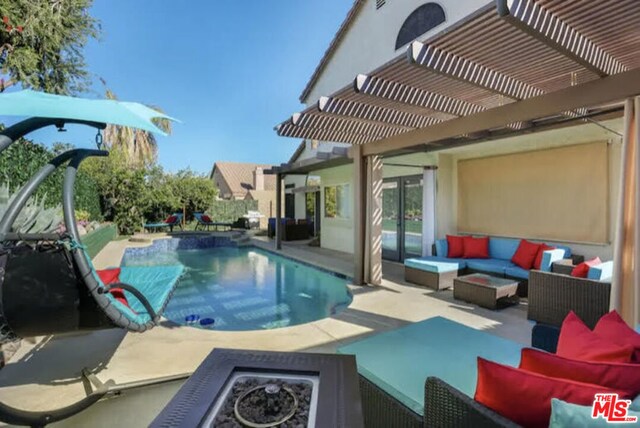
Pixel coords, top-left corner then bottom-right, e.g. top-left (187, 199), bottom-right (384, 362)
top-left (233, 381), bottom-right (299, 427)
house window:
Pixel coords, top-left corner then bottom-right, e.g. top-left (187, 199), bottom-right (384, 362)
top-left (324, 184), bottom-right (351, 219)
top-left (395, 3), bottom-right (445, 50)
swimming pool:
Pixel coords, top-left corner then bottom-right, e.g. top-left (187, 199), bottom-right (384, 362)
top-left (121, 239), bottom-right (352, 331)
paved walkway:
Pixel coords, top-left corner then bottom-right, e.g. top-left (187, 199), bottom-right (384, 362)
top-left (0, 233), bottom-right (532, 414)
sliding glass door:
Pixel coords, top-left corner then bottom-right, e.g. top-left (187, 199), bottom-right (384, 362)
top-left (382, 176), bottom-right (424, 262)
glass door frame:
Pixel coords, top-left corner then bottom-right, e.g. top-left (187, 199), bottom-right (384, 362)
top-left (381, 174), bottom-right (424, 262)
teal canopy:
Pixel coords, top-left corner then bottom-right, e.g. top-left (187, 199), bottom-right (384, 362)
top-left (0, 90), bottom-right (177, 135)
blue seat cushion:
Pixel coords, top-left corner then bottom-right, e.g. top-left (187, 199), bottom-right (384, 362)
top-left (404, 258), bottom-right (460, 273)
top-left (466, 258), bottom-right (515, 275)
top-left (505, 266), bottom-right (530, 280)
top-left (337, 317), bottom-right (522, 416)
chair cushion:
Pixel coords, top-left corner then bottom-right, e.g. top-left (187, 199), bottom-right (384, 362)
top-left (475, 357), bottom-right (633, 428)
top-left (165, 215), bottom-right (177, 224)
top-left (435, 239), bottom-right (448, 257)
top-left (97, 268), bottom-right (121, 285)
top-left (533, 244), bottom-right (556, 270)
top-left (488, 237), bottom-right (521, 260)
top-left (404, 258), bottom-right (460, 273)
top-left (337, 317), bottom-right (522, 416)
top-left (550, 398), bottom-right (640, 428)
top-left (201, 214), bottom-right (212, 223)
top-left (466, 258), bottom-right (514, 275)
top-left (557, 312), bottom-right (634, 363)
top-left (511, 239), bottom-right (541, 270)
top-left (505, 266), bottom-right (530, 280)
top-left (594, 311), bottom-right (640, 362)
top-left (571, 257), bottom-right (601, 278)
top-left (463, 236), bottom-right (489, 259)
top-left (446, 235), bottom-right (465, 258)
top-left (588, 261), bottom-right (614, 281)
top-left (520, 348), bottom-right (640, 396)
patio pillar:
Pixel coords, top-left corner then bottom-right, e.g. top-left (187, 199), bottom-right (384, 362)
top-left (353, 145), bottom-right (366, 285)
top-left (364, 156), bottom-right (383, 285)
top-left (612, 97), bottom-right (640, 326)
top-left (275, 173), bottom-right (282, 250)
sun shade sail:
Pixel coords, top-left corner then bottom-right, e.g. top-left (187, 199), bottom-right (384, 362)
top-left (0, 90), bottom-right (177, 135)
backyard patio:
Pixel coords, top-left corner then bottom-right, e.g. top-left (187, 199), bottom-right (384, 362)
top-left (0, 232), bottom-right (531, 420)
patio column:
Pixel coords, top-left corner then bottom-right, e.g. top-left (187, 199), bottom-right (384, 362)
top-left (612, 97), bottom-right (640, 326)
top-left (353, 145), bottom-right (366, 285)
top-left (364, 156), bottom-right (383, 285)
top-left (275, 173), bottom-right (282, 250)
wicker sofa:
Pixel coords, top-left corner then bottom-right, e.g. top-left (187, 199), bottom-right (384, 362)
top-left (267, 218), bottom-right (310, 241)
top-left (404, 237), bottom-right (571, 296)
top-left (338, 317), bottom-right (524, 428)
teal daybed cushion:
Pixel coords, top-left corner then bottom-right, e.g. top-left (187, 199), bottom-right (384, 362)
top-left (337, 317), bottom-right (523, 416)
top-left (108, 265), bottom-right (184, 324)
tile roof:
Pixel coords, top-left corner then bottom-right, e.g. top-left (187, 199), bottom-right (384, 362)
top-left (211, 162), bottom-right (276, 198)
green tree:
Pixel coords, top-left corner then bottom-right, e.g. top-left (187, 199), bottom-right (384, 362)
top-left (102, 89), bottom-right (173, 166)
top-left (170, 169), bottom-right (217, 221)
top-left (0, 0), bottom-right (100, 94)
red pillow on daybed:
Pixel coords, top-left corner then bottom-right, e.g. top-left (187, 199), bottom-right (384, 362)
top-left (463, 236), bottom-right (489, 259)
top-left (511, 239), bottom-right (541, 270)
top-left (446, 235), bottom-right (465, 258)
top-left (533, 243), bottom-right (555, 270)
top-left (519, 348), bottom-right (640, 396)
top-left (594, 310), bottom-right (640, 362)
top-left (201, 214), bottom-right (212, 223)
top-left (557, 312), bottom-right (634, 363)
top-left (570, 257), bottom-right (601, 278)
top-left (97, 268), bottom-right (121, 285)
top-left (474, 357), bottom-right (633, 428)
top-left (165, 215), bottom-right (178, 224)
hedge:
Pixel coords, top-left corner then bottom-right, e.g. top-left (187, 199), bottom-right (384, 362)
top-left (208, 200), bottom-right (258, 222)
top-left (0, 139), bottom-right (102, 220)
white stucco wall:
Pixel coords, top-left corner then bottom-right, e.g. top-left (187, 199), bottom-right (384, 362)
top-left (304, 0), bottom-right (490, 105)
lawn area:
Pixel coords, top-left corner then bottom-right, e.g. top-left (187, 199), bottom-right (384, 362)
top-left (382, 219), bottom-right (423, 234)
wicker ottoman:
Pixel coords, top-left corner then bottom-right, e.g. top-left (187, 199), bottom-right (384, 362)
top-left (404, 259), bottom-right (461, 290)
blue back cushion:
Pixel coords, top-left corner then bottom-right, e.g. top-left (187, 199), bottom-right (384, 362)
top-left (435, 239), bottom-right (448, 257)
top-left (553, 245), bottom-right (572, 258)
top-left (489, 237), bottom-right (521, 260)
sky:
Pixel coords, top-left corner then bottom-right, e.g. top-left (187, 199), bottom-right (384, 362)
top-left (6, 0), bottom-right (352, 175)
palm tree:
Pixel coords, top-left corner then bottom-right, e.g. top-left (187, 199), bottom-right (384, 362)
top-left (102, 89), bottom-right (172, 165)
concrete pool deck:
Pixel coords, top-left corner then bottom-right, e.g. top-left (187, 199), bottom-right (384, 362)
top-left (0, 232), bottom-right (532, 415)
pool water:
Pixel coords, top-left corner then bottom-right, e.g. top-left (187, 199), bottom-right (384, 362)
top-left (121, 246), bottom-right (352, 331)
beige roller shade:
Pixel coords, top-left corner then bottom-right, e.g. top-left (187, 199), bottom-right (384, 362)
top-left (457, 142), bottom-right (609, 244)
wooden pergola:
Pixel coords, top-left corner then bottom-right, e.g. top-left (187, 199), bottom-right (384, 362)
top-left (275, 0), bottom-right (640, 323)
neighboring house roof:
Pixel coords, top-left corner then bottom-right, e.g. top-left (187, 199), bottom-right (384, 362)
top-left (299, 0), bottom-right (366, 103)
top-left (245, 189), bottom-right (276, 202)
top-left (210, 162), bottom-right (276, 198)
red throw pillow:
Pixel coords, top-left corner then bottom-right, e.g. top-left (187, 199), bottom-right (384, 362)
top-left (165, 215), bottom-right (178, 224)
top-left (97, 268), bottom-right (121, 285)
top-left (475, 357), bottom-right (633, 428)
top-left (533, 244), bottom-right (556, 270)
top-left (570, 257), bottom-right (601, 278)
top-left (557, 312), bottom-right (634, 363)
top-left (511, 240), bottom-right (541, 270)
top-left (519, 348), bottom-right (640, 396)
top-left (201, 214), bottom-right (212, 223)
top-left (463, 236), bottom-right (489, 259)
top-left (594, 311), bottom-right (640, 362)
top-left (108, 287), bottom-right (136, 313)
top-left (446, 235), bottom-right (465, 258)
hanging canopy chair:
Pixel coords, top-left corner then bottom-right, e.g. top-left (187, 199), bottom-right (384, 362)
top-left (0, 91), bottom-right (183, 426)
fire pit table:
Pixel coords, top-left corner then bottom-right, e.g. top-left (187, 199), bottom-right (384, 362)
top-left (151, 348), bottom-right (363, 427)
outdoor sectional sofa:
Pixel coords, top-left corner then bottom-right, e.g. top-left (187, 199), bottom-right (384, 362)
top-left (404, 236), bottom-right (572, 296)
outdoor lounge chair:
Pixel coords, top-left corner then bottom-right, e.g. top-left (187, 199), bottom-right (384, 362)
top-left (144, 213), bottom-right (183, 232)
top-left (193, 212), bottom-right (232, 231)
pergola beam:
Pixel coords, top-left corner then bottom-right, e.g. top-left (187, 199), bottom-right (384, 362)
top-left (497, 0), bottom-right (626, 78)
top-left (318, 96), bottom-right (440, 129)
top-left (355, 74), bottom-right (483, 118)
top-left (408, 41), bottom-right (543, 100)
top-left (361, 68), bottom-right (640, 156)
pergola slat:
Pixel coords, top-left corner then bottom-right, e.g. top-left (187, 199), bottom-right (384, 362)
top-left (291, 112), bottom-right (409, 140)
top-left (497, 0), bottom-right (627, 77)
top-left (276, 123), bottom-right (376, 145)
